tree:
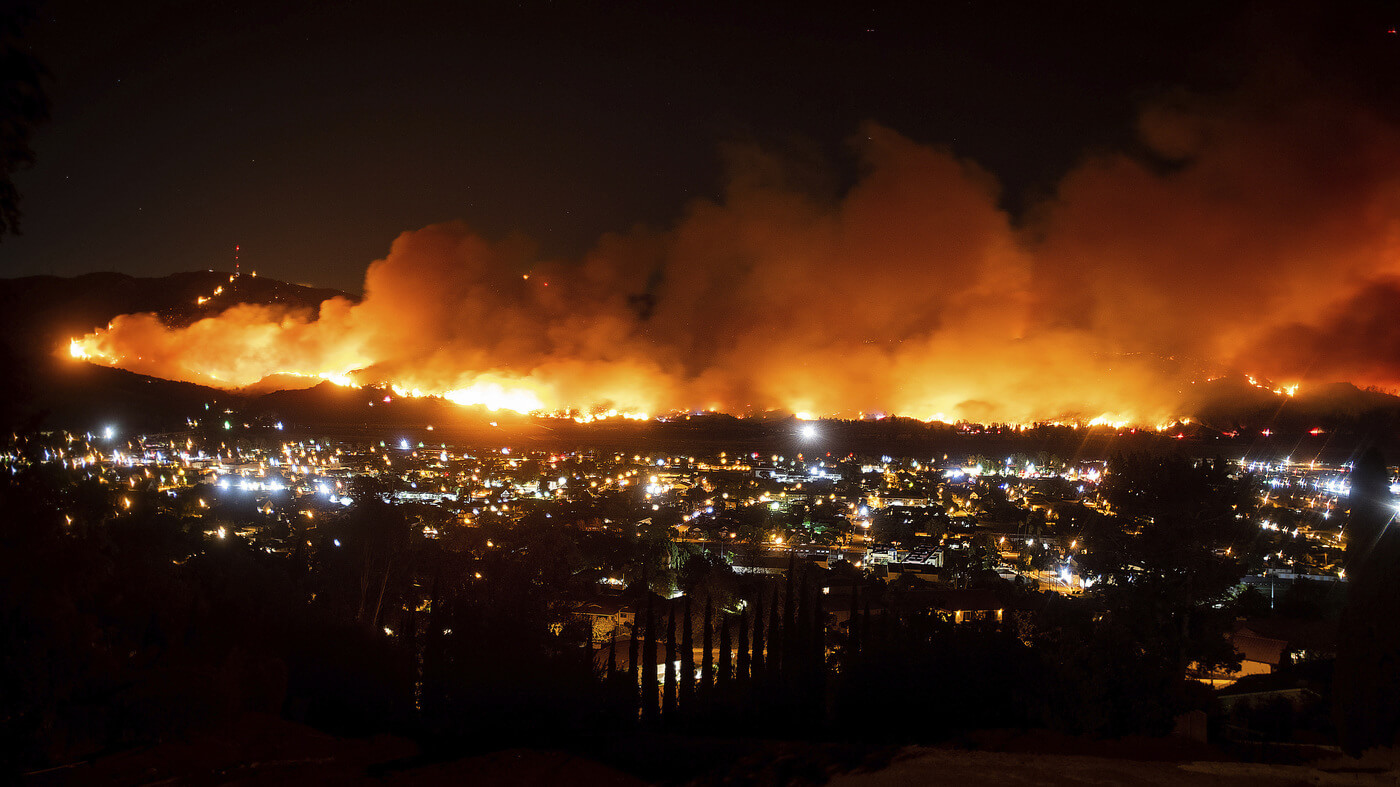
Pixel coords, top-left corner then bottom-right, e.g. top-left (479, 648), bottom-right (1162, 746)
top-left (1336, 447), bottom-right (1400, 756)
top-left (1023, 508), bottom-right (1048, 538)
top-left (782, 558), bottom-right (797, 678)
top-left (663, 605), bottom-right (677, 719)
top-left (643, 593), bottom-right (658, 723)
top-left (1016, 453), bottom-right (1254, 738)
top-left (680, 596), bottom-right (695, 715)
top-left (808, 574), bottom-right (826, 725)
top-left (846, 581), bottom-right (861, 665)
top-left (751, 594), bottom-right (766, 690)
top-left (606, 629), bottom-right (617, 681)
top-left (717, 613), bottom-right (732, 694)
top-left (701, 597), bottom-right (714, 705)
top-left (768, 585), bottom-right (783, 685)
top-left (628, 611), bottom-right (640, 712)
top-left (1084, 454), bottom-right (1255, 681)
top-left (736, 610), bottom-right (750, 688)
top-left (678, 549), bottom-right (740, 611)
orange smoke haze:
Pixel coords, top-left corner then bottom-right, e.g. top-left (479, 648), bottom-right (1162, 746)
top-left (70, 88), bottom-right (1400, 425)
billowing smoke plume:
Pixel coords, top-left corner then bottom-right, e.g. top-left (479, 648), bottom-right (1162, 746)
top-left (72, 86), bottom-right (1400, 424)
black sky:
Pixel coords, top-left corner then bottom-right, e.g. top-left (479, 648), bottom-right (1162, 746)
top-left (3, 0), bottom-right (1396, 292)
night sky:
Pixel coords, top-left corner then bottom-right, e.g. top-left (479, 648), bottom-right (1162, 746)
top-left (4, 0), bottom-right (1397, 293)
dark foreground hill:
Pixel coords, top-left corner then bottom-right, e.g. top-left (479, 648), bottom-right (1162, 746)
top-left (37, 716), bottom-right (1394, 785)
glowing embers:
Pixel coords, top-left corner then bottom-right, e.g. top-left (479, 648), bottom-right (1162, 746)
top-left (1246, 374), bottom-right (1300, 398)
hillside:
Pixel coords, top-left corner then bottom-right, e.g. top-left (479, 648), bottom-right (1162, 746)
top-left (2, 271), bottom-right (1399, 456)
top-left (0, 271), bottom-right (350, 432)
top-left (0, 270), bottom-right (351, 356)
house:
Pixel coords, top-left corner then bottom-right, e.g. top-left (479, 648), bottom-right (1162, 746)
top-left (1197, 622), bottom-right (1303, 686)
top-left (1215, 657), bottom-right (1333, 726)
top-left (728, 550), bottom-right (833, 576)
top-left (882, 562), bottom-right (944, 584)
top-left (571, 598), bottom-right (636, 642)
top-left (931, 589), bottom-right (1004, 624)
top-left (903, 539), bottom-right (944, 567)
top-left (864, 543), bottom-right (906, 565)
top-left (1231, 627), bottom-right (1291, 677)
top-left (880, 586), bottom-right (1005, 624)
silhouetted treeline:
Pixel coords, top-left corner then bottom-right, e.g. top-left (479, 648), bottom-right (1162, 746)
top-left (586, 563), bottom-right (1218, 742)
top-left (1335, 446), bottom-right (1400, 756)
top-left (0, 458), bottom-right (410, 775)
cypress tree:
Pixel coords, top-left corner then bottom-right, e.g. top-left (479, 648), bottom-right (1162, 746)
top-left (664, 604), bottom-right (678, 719)
top-left (737, 609), bottom-right (751, 689)
top-left (751, 593), bottom-right (766, 687)
top-left (794, 568), bottom-right (812, 694)
top-left (811, 575), bottom-right (827, 725)
top-left (628, 607), bottom-right (640, 713)
top-left (428, 572), bottom-right (440, 620)
top-left (782, 557), bottom-right (797, 668)
top-left (718, 613), bottom-right (732, 695)
top-left (861, 600), bottom-right (872, 660)
top-left (643, 592), bottom-right (658, 723)
top-left (847, 581), bottom-right (861, 664)
top-left (291, 521), bottom-right (308, 585)
top-left (604, 627), bottom-right (619, 724)
top-left (784, 562), bottom-right (802, 710)
top-left (421, 579), bottom-right (443, 721)
top-left (404, 590), bottom-right (419, 714)
top-left (880, 608), bottom-right (896, 658)
top-left (701, 596), bottom-right (714, 704)
top-left (680, 596), bottom-right (695, 714)
top-left (767, 588), bottom-right (783, 685)
top-left (607, 628), bottom-right (617, 681)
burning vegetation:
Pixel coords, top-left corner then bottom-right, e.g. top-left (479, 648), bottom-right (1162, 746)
top-left (69, 87), bottom-right (1400, 426)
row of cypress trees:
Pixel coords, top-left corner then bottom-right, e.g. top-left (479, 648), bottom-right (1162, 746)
top-left (603, 559), bottom-right (836, 729)
top-left (594, 559), bottom-right (1042, 741)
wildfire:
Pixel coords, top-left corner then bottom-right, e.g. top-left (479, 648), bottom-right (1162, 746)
top-left (55, 97), bottom-right (1400, 424)
top-left (442, 383), bottom-right (545, 414)
top-left (67, 310), bottom-right (1222, 426)
top-left (1246, 375), bottom-right (1301, 398)
top-left (57, 262), bottom-right (1330, 427)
